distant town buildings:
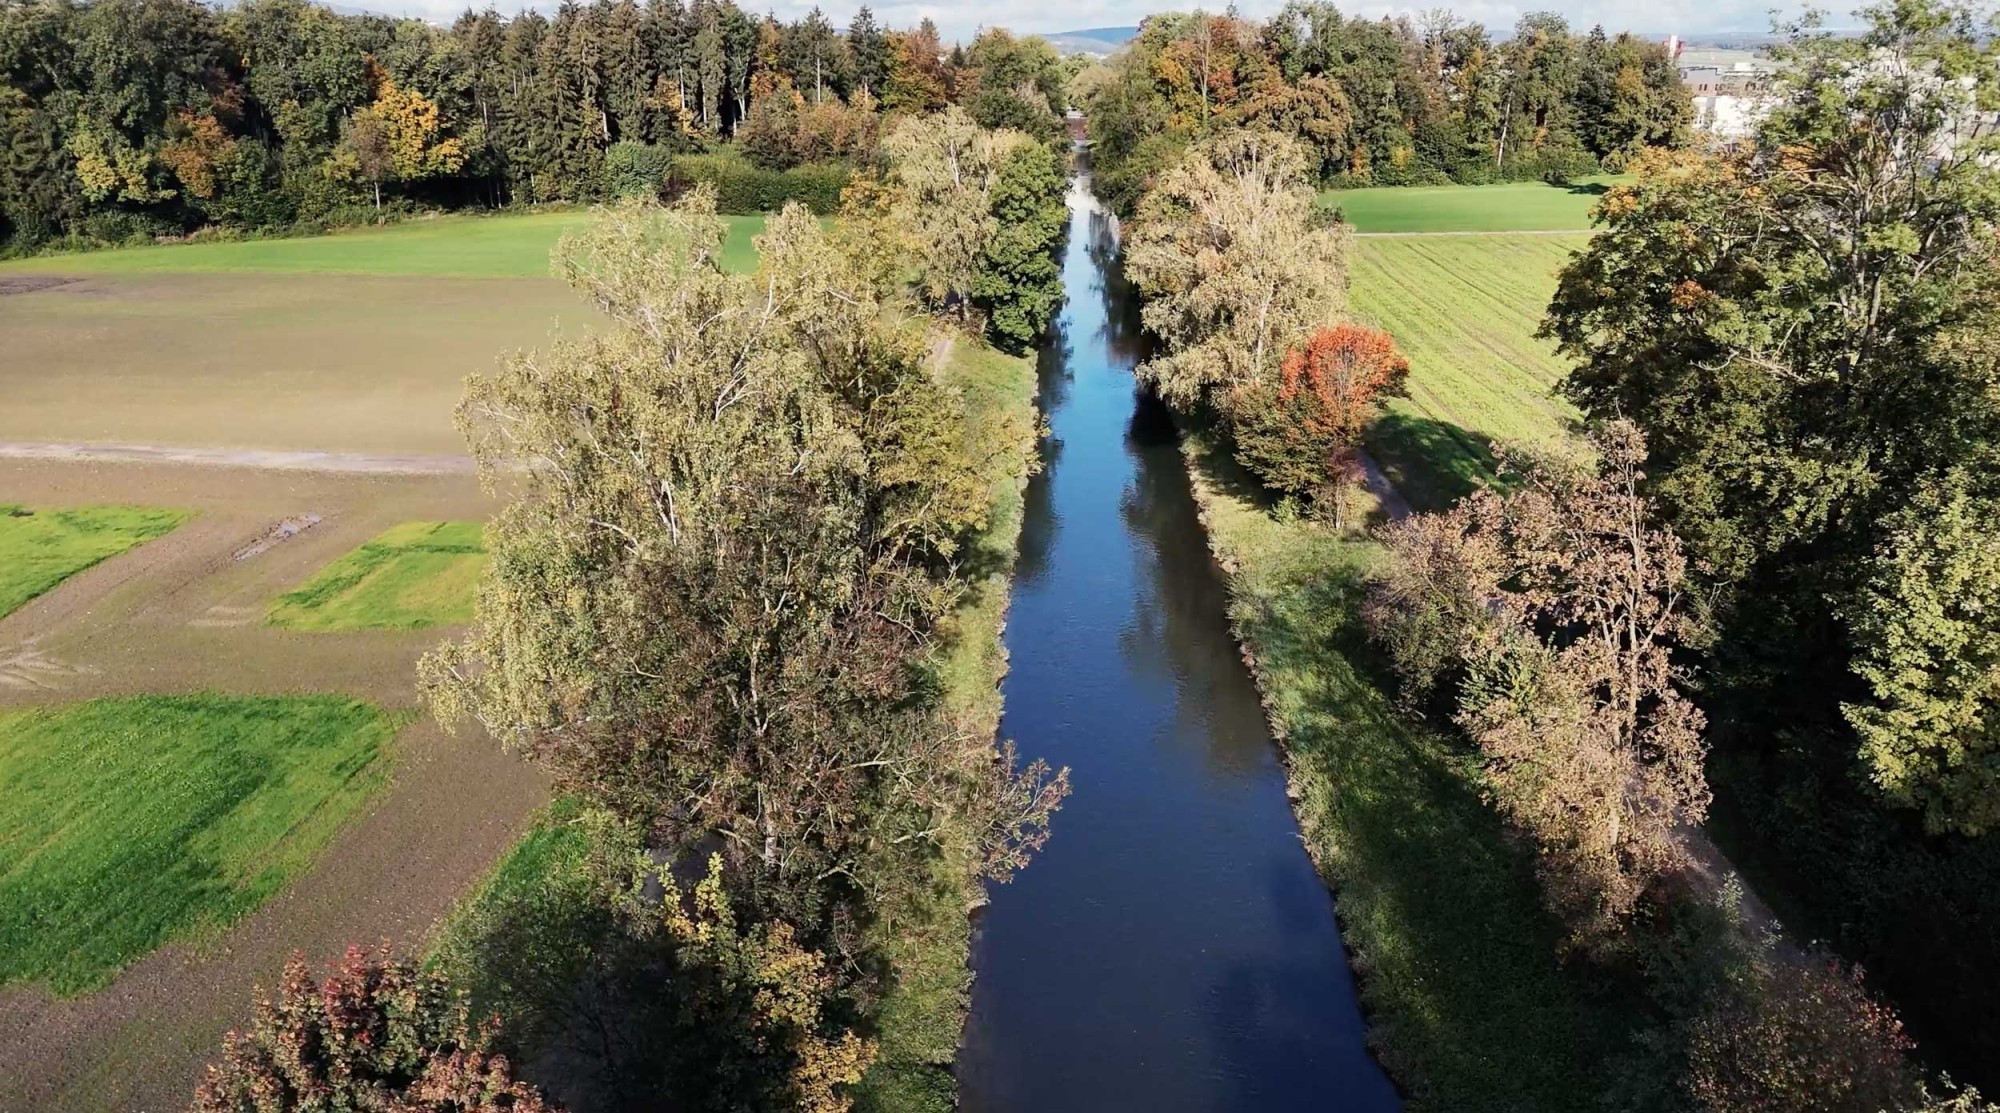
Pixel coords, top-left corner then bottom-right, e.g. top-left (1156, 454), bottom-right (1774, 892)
top-left (1666, 36), bottom-right (1775, 142)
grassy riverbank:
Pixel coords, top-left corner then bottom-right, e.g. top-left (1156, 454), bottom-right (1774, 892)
top-left (1179, 435), bottom-right (1644, 1111)
top-left (426, 336), bottom-right (1041, 1109)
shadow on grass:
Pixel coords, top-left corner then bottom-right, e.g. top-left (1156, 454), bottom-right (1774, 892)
top-left (1565, 182), bottom-right (1613, 196)
top-left (1364, 411), bottom-right (1498, 514)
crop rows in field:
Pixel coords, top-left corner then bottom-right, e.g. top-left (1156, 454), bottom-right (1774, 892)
top-left (1351, 234), bottom-right (1589, 510)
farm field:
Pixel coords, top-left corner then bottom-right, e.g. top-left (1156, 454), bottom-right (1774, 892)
top-left (1325, 177), bottom-right (1620, 233)
top-left (0, 504), bottom-right (187, 619)
top-left (0, 209), bottom-right (767, 279)
top-left (0, 460), bottom-right (547, 1113)
top-left (270, 521), bottom-right (486, 632)
top-left (1350, 234), bottom-right (1589, 510)
top-left (0, 694), bottom-right (397, 995)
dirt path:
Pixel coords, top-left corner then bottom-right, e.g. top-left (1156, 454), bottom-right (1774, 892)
top-left (0, 459), bottom-right (549, 1112)
top-left (0, 441), bottom-right (474, 475)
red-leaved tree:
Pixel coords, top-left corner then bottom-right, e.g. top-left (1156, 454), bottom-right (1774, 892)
top-left (191, 944), bottom-right (559, 1113)
top-left (1230, 324), bottom-right (1408, 520)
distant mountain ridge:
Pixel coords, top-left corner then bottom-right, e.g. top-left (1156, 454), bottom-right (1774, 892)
top-left (1041, 25), bottom-right (1140, 55)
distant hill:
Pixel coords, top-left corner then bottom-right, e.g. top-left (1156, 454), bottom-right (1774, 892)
top-left (1042, 26), bottom-right (1140, 56)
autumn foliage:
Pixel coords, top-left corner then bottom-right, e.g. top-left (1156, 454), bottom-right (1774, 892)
top-left (1231, 325), bottom-right (1408, 507)
top-left (190, 945), bottom-right (558, 1113)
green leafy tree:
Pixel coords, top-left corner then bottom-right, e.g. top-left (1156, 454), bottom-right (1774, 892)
top-left (883, 106), bottom-right (1030, 317)
top-left (971, 141), bottom-right (1067, 353)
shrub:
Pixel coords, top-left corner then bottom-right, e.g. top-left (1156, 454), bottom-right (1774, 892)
top-left (605, 142), bottom-right (675, 199)
top-left (667, 151), bottom-right (849, 214)
top-left (1683, 953), bottom-right (1919, 1113)
top-left (191, 944), bottom-right (559, 1112)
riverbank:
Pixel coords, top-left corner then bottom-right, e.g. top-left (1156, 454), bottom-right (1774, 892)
top-left (1178, 433), bottom-right (1647, 1111)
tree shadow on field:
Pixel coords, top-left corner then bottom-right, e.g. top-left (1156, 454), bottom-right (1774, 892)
top-left (1565, 182), bottom-right (1613, 196)
top-left (1363, 411), bottom-right (1499, 514)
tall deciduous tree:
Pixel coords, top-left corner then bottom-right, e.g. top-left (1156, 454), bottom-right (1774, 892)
top-left (1371, 423), bottom-right (1709, 945)
top-left (1123, 129), bottom-right (1348, 411)
top-left (423, 191), bottom-right (1065, 935)
top-left (882, 106), bottom-right (1029, 317)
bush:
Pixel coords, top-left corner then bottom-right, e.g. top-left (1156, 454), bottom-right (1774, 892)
top-left (605, 142), bottom-right (675, 199)
top-left (1683, 952), bottom-right (1920, 1113)
top-left (192, 944), bottom-right (559, 1112)
top-left (667, 151), bottom-right (849, 214)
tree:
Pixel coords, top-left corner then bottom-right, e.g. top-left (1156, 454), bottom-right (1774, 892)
top-left (1230, 324), bottom-right (1408, 517)
top-left (882, 106), bottom-right (1029, 318)
top-left (1845, 470), bottom-right (2000, 835)
top-left (1123, 129), bottom-right (1348, 411)
top-left (971, 141), bottom-right (1068, 353)
top-left (881, 19), bottom-right (945, 113)
top-left (1371, 423), bottom-right (1709, 945)
top-left (337, 62), bottom-right (467, 209)
top-left (1543, 0), bottom-right (2000, 834)
top-left (846, 6), bottom-right (886, 100)
top-left (190, 945), bottom-right (559, 1113)
top-left (1684, 950), bottom-right (1919, 1113)
top-left (422, 193), bottom-right (1066, 936)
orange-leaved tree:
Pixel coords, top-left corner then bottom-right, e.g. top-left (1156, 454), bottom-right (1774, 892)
top-left (1230, 324), bottom-right (1408, 516)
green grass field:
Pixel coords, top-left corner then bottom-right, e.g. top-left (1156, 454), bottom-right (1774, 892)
top-left (0, 210), bottom-right (767, 278)
top-left (1350, 234), bottom-right (1588, 510)
top-left (0, 504), bottom-right (188, 620)
top-left (269, 521), bottom-right (486, 632)
top-left (0, 694), bottom-right (397, 994)
top-left (1324, 178), bottom-right (1620, 233)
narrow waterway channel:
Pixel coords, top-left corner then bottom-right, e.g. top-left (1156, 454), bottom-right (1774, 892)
top-left (958, 173), bottom-right (1400, 1111)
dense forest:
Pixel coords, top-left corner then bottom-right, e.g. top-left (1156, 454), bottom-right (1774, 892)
top-left (1081, 2), bottom-right (1691, 212)
top-left (0, 0), bottom-right (1072, 250)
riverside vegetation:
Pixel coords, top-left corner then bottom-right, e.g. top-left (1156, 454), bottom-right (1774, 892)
top-left (1119, 2), bottom-right (2000, 1110)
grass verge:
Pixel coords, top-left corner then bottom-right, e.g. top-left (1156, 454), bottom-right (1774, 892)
top-left (1178, 434), bottom-right (1643, 1111)
top-left (0, 210), bottom-right (767, 278)
top-left (0, 504), bottom-right (188, 620)
top-left (269, 521), bottom-right (486, 632)
top-left (0, 693), bottom-right (399, 994)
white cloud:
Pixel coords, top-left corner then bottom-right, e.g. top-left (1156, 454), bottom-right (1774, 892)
top-left (381, 0), bottom-right (1816, 43)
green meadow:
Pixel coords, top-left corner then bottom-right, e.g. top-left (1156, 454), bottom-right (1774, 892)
top-left (0, 504), bottom-right (188, 620)
top-left (1324, 177), bottom-right (1620, 233)
top-left (270, 521), bottom-right (486, 632)
top-left (0, 694), bottom-right (397, 994)
top-left (0, 209), bottom-right (767, 278)
top-left (1350, 234), bottom-right (1587, 510)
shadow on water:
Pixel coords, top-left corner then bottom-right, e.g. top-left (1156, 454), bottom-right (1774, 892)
top-left (959, 174), bottom-right (1398, 1112)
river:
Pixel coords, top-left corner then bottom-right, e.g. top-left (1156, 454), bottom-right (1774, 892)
top-left (956, 174), bottom-right (1401, 1111)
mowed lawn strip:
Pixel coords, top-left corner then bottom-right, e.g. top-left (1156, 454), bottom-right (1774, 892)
top-left (0, 504), bottom-right (188, 619)
top-left (1323, 177), bottom-right (1621, 233)
top-left (270, 521), bottom-right (486, 632)
top-left (0, 210), bottom-right (767, 278)
top-left (1181, 437), bottom-right (1641, 1110)
top-left (1350, 234), bottom-right (1589, 510)
top-left (0, 694), bottom-right (399, 994)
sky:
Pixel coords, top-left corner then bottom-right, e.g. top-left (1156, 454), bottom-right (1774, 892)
top-left (371, 0), bottom-right (1817, 42)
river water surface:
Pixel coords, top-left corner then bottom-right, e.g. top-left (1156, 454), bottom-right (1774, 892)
top-left (957, 176), bottom-right (1401, 1111)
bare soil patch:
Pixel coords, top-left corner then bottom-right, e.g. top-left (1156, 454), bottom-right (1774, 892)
top-left (0, 273), bottom-right (596, 456)
top-left (0, 275), bottom-right (78, 297)
top-left (0, 458), bottom-right (548, 1112)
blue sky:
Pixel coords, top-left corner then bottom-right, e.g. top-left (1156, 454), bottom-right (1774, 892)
top-left (380, 0), bottom-right (1818, 42)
